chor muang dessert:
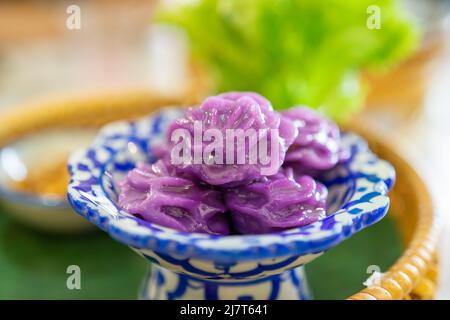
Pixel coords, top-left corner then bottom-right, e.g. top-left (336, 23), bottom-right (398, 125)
top-left (118, 161), bottom-right (229, 235)
top-left (166, 92), bottom-right (297, 187)
top-left (283, 107), bottom-right (340, 170)
top-left (225, 167), bottom-right (327, 234)
top-left (118, 92), bottom-right (344, 235)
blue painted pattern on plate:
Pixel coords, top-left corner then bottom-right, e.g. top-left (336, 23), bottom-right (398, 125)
top-left (67, 108), bottom-right (395, 264)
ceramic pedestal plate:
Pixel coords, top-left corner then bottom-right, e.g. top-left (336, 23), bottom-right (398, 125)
top-left (67, 109), bottom-right (395, 300)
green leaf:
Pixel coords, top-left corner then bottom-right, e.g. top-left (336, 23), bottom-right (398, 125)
top-left (156, 0), bottom-right (419, 121)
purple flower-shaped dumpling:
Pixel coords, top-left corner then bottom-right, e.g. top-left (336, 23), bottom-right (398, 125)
top-left (118, 160), bottom-right (229, 235)
top-left (166, 92), bottom-right (297, 187)
top-left (224, 167), bottom-right (327, 234)
top-left (282, 106), bottom-right (343, 175)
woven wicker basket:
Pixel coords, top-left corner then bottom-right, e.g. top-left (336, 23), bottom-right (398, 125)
top-left (346, 121), bottom-right (439, 300)
top-left (0, 91), bottom-right (440, 299)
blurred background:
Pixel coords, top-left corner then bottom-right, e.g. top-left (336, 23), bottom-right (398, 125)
top-left (0, 0), bottom-right (449, 299)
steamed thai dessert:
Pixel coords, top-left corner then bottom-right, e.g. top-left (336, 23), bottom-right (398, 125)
top-left (282, 106), bottom-right (343, 176)
top-left (118, 161), bottom-right (229, 234)
top-left (225, 167), bottom-right (327, 234)
top-left (118, 92), bottom-right (344, 235)
top-left (166, 92), bottom-right (297, 187)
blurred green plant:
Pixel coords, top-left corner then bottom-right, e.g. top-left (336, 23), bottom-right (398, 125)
top-left (156, 0), bottom-right (419, 121)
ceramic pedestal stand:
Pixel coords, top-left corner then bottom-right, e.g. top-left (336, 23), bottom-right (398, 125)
top-left (68, 109), bottom-right (395, 300)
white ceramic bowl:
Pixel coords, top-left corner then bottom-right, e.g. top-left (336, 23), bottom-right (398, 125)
top-left (0, 128), bottom-right (97, 233)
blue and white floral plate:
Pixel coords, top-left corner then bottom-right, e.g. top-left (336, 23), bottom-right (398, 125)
top-left (67, 108), bottom-right (395, 300)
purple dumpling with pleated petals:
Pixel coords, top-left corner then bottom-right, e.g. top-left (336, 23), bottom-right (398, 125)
top-left (118, 160), bottom-right (230, 235)
top-left (224, 167), bottom-right (327, 234)
top-left (166, 92), bottom-right (297, 187)
top-left (282, 106), bottom-right (346, 175)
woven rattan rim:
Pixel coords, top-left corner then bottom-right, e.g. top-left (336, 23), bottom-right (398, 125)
top-left (0, 91), bottom-right (439, 300)
top-left (346, 121), bottom-right (439, 300)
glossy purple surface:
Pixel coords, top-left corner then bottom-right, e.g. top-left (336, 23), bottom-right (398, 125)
top-left (166, 92), bottom-right (297, 187)
top-left (118, 93), bottom-right (345, 235)
top-left (282, 106), bottom-right (342, 175)
top-left (224, 167), bottom-right (327, 234)
top-left (118, 160), bottom-right (229, 235)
